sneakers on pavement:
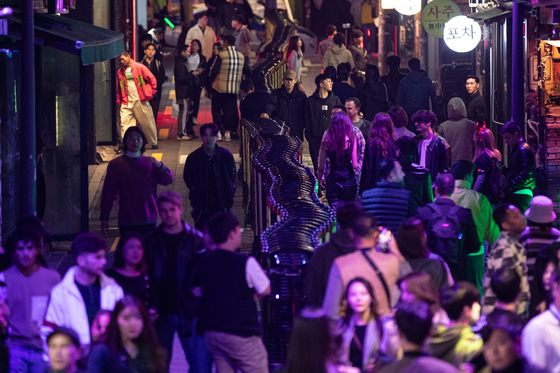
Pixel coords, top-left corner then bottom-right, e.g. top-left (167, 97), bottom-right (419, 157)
top-left (224, 131), bottom-right (231, 142)
top-left (217, 132), bottom-right (223, 141)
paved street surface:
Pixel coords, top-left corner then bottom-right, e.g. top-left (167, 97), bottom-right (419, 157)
top-left (45, 49), bottom-right (323, 372)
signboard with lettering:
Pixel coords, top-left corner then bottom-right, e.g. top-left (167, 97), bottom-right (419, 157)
top-left (443, 15), bottom-right (482, 53)
top-left (394, 0), bottom-right (421, 16)
top-left (422, 0), bottom-right (461, 38)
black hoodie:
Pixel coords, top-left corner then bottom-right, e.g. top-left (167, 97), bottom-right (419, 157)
top-left (174, 55), bottom-right (194, 101)
top-left (304, 90), bottom-right (341, 142)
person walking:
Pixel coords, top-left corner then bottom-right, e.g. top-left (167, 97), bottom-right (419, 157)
top-left (345, 97), bottom-right (371, 140)
top-left (380, 55), bottom-right (406, 106)
top-left (185, 13), bottom-right (217, 61)
top-left (183, 123), bottom-right (236, 231)
top-left (175, 44), bottom-right (197, 140)
top-left (287, 35), bottom-right (304, 90)
top-left (100, 126), bottom-right (174, 237)
top-left (206, 42), bottom-right (224, 140)
top-left (323, 33), bottom-right (354, 72)
top-left (396, 135), bottom-right (433, 213)
top-left (348, 29), bottom-right (367, 87)
top-left (473, 127), bottom-right (502, 206)
top-left (358, 65), bottom-right (389, 122)
top-left (318, 25), bottom-right (337, 67)
top-left (141, 43), bottom-right (166, 127)
top-left (465, 75), bottom-right (487, 126)
top-left (117, 52), bottom-right (159, 149)
top-left (317, 112), bottom-right (359, 210)
top-left (389, 106), bottom-right (414, 139)
top-left (186, 39), bottom-right (208, 126)
top-left (209, 34), bottom-right (244, 141)
top-left (438, 98), bottom-right (478, 166)
top-left (232, 15), bottom-right (252, 58)
top-left (413, 110), bottom-right (448, 184)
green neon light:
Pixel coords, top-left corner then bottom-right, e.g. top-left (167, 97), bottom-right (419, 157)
top-left (164, 18), bottom-right (175, 29)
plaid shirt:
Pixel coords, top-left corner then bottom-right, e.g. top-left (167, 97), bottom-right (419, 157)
top-left (320, 126), bottom-right (365, 180)
top-left (482, 232), bottom-right (530, 317)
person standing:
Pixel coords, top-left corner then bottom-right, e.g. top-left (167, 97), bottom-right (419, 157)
top-left (348, 29), bottom-right (367, 87)
top-left (287, 35), bottom-right (304, 90)
top-left (482, 204), bottom-right (530, 317)
top-left (186, 40), bottom-right (208, 126)
top-left (380, 55), bottom-right (407, 106)
top-left (117, 52), bottom-right (159, 149)
top-left (465, 75), bottom-right (487, 126)
top-left (323, 33), bottom-right (355, 72)
top-left (318, 25), bottom-right (337, 67)
top-left (473, 128), bottom-right (502, 206)
top-left (396, 135), bottom-right (433, 212)
top-left (209, 34), bottom-right (244, 141)
top-left (345, 97), bottom-right (371, 140)
top-left (185, 13), bottom-right (217, 61)
top-left (45, 328), bottom-right (85, 373)
top-left (196, 212), bottom-right (271, 373)
top-left (396, 58), bottom-right (439, 131)
top-left (42, 233), bottom-right (124, 353)
top-left (438, 98), bottom-right (478, 166)
top-left (305, 73), bottom-right (341, 172)
top-left (360, 113), bottom-right (397, 191)
top-left (389, 106), bottom-right (414, 139)
top-left (413, 110), bottom-right (448, 184)
top-left (183, 123), bottom-right (236, 231)
top-left (260, 69), bottom-right (307, 140)
top-left (206, 42), bottom-right (224, 140)
top-left (333, 63), bottom-right (358, 105)
top-left (218, 0), bottom-right (245, 35)
top-left (358, 65), bottom-right (389, 122)
top-left (141, 43), bottom-right (167, 127)
top-left (204, 0), bottom-right (223, 34)
top-left (144, 191), bottom-right (212, 373)
top-left (0, 228), bottom-right (61, 373)
top-left (175, 44), bottom-right (196, 140)
top-left (231, 15), bottom-right (252, 58)
top-left (498, 121), bottom-right (535, 213)
top-left (100, 127), bottom-right (174, 237)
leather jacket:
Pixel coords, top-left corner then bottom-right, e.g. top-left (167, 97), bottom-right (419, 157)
top-left (415, 135), bottom-right (449, 183)
top-left (504, 140), bottom-right (535, 193)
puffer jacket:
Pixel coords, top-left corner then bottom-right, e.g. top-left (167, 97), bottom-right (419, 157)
top-left (361, 181), bottom-right (412, 235)
top-left (323, 44), bottom-right (355, 71)
top-left (437, 98), bottom-right (477, 165)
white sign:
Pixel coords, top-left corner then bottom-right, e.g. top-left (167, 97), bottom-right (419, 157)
top-left (394, 0), bottom-right (421, 15)
top-left (443, 15), bottom-right (482, 53)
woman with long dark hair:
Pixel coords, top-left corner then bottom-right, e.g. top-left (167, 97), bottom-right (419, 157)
top-left (105, 232), bottom-right (158, 321)
top-left (86, 295), bottom-right (167, 373)
top-left (187, 39), bottom-right (207, 126)
top-left (358, 65), bottom-right (389, 122)
top-left (473, 127), bottom-right (502, 205)
top-left (317, 112), bottom-right (359, 210)
top-left (337, 278), bottom-right (399, 371)
top-left (360, 113), bottom-right (397, 192)
top-left (206, 42), bottom-right (223, 140)
top-left (286, 35), bottom-right (304, 90)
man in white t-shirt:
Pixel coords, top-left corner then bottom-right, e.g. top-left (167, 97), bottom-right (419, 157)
top-left (522, 269), bottom-right (560, 373)
top-left (196, 212), bottom-right (271, 373)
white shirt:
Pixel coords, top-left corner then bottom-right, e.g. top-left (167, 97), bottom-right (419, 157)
top-left (420, 139), bottom-right (430, 168)
top-left (245, 256), bottom-right (270, 294)
top-left (125, 67), bottom-right (139, 106)
top-left (522, 304), bottom-right (560, 373)
top-left (187, 54), bottom-right (200, 72)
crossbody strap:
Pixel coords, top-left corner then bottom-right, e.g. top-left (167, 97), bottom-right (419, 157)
top-left (360, 249), bottom-right (391, 306)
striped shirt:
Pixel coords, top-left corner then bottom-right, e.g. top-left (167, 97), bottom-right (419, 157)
top-left (519, 226), bottom-right (560, 282)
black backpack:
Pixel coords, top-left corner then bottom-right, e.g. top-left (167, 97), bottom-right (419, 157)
top-left (426, 204), bottom-right (463, 264)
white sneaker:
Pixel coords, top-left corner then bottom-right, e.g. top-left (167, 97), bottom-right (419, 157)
top-left (224, 131), bottom-right (231, 142)
top-left (193, 117), bottom-right (198, 125)
top-left (217, 132), bottom-right (223, 141)
top-left (182, 135), bottom-right (192, 141)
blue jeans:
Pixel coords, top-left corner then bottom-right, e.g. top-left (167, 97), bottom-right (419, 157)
top-left (9, 345), bottom-right (47, 373)
top-left (155, 315), bottom-right (212, 373)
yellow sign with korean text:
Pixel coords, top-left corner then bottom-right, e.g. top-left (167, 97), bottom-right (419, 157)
top-left (422, 0), bottom-right (461, 38)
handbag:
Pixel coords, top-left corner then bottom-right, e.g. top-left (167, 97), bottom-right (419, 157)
top-left (351, 319), bottom-right (384, 373)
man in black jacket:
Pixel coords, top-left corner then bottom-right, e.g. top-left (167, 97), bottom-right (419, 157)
top-left (397, 135), bottom-right (433, 215)
top-left (305, 73), bottom-right (341, 172)
top-left (142, 43), bottom-right (166, 127)
top-left (304, 201), bottom-right (363, 307)
top-left (174, 44), bottom-right (197, 140)
top-left (183, 122), bottom-right (236, 231)
top-left (465, 75), bottom-right (487, 126)
top-left (499, 121), bottom-right (535, 213)
top-left (413, 110), bottom-right (449, 183)
top-left (261, 69), bottom-right (307, 140)
top-left (144, 191), bottom-right (212, 373)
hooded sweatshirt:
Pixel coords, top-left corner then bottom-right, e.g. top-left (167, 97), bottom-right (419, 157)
top-left (427, 324), bottom-right (483, 368)
top-left (323, 44), bottom-right (355, 71)
top-left (305, 90), bottom-right (341, 141)
top-left (395, 70), bottom-right (439, 128)
top-left (437, 97), bottom-right (478, 165)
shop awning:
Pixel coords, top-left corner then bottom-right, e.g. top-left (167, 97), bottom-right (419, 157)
top-left (9, 14), bottom-right (124, 65)
top-left (467, 7), bottom-right (512, 25)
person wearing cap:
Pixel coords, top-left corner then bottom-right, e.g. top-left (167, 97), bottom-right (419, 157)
top-left (261, 69), bottom-right (307, 140)
top-left (498, 121), bottom-right (535, 213)
top-left (481, 204), bottom-right (529, 318)
top-left (185, 13), bottom-right (217, 61)
top-left (42, 233), bottom-right (124, 355)
top-left (522, 268), bottom-right (560, 373)
top-left (450, 160), bottom-right (500, 295)
top-left (231, 15), bottom-right (251, 58)
top-left (479, 311), bottom-right (547, 373)
top-left (520, 195), bottom-right (560, 318)
top-left (46, 327), bottom-right (85, 373)
top-left (218, 0), bottom-right (246, 35)
top-left (0, 228), bottom-right (61, 373)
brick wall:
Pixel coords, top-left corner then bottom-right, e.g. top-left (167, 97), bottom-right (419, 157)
top-left (547, 129), bottom-right (560, 217)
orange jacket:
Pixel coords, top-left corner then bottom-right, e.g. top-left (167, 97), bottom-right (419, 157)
top-left (116, 60), bottom-right (157, 105)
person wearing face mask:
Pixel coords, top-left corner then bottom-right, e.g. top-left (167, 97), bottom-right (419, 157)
top-left (105, 232), bottom-right (159, 322)
top-left (99, 127), bottom-right (174, 237)
top-left (337, 278), bottom-right (400, 371)
top-left (46, 328), bottom-right (86, 373)
top-left (86, 295), bottom-right (167, 373)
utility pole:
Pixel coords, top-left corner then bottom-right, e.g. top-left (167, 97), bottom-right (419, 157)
top-left (21, 0), bottom-right (37, 217)
top-left (511, 1), bottom-right (525, 128)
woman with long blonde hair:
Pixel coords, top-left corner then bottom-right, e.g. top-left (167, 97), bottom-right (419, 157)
top-left (473, 127), bottom-right (502, 205)
top-left (317, 112), bottom-right (359, 209)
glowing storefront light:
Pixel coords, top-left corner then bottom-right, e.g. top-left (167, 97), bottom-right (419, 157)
top-left (394, 0), bottom-right (422, 15)
top-left (443, 15), bottom-right (482, 53)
